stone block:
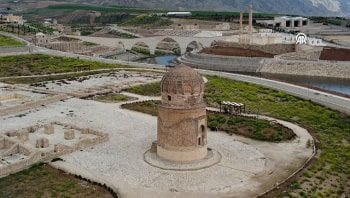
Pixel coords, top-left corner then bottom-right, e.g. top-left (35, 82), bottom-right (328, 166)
top-left (17, 132), bottom-right (29, 142)
top-left (36, 138), bottom-right (49, 148)
top-left (64, 129), bottom-right (75, 140)
top-left (44, 124), bottom-right (55, 135)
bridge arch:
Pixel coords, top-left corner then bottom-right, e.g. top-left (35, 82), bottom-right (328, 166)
top-left (117, 41), bottom-right (126, 53)
top-left (155, 37), bottom-right (181, 55)
top-left (131, 41), bottom-right (151, 55)
top-left (186, 41), bottom-right (203, 53)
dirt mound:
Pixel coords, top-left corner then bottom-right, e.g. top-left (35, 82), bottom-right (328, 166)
top-left (320, 47), bottom-right (350, 61)
top-left (202, 47), bottom-right (274, 58)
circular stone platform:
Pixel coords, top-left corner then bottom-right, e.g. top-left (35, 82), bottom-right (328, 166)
top-left (144, 148), bottom-right (222, 171)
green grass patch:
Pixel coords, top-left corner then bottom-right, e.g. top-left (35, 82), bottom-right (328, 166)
top-left (122, 15), bottom-right (173, 27)
top-left (94, 93), bottom-right (136, 103)
top-left (205, 76), bottom-right (350, 196)
top-left (207, 112), bottom-right (295, 142)
top-left (0, 54), bottom-right (127, 78)
top-left (125, 82), bottom-right (161, 96)
top-left (0, 35), bottom-right (24, 47)
top-left (122, 77), bottom-right (350, 195)
top-left (82, 41), bottom-right (98, 46)
top-left (1, 70), bottom-right (111, 84)
top-left (47, 4), bottom-right (164, 14)
top-left (0, 163), bottom-right (113, 197)
top-left (122, 100), bottom-right (160, 116)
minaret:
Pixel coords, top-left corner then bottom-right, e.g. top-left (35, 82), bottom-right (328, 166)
top-left (239, 11), bottom-right (243, 32)
top-left (248, 4), bottom-right (253, 34)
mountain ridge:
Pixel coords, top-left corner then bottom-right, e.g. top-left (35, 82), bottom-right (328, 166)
top-left (77, 0), bottom-right (349, 16)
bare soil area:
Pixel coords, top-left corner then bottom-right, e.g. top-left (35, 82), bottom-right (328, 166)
top-left (320, 47), bottom-right (350, 61)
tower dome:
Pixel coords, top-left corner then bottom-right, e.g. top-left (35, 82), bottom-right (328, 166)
top-left (160, 64), bottom-right (205, 108)
top-left (157, 64), bottom-right (208, 162)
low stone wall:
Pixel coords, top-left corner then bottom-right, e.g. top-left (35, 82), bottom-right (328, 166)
top-left (0, 122), bottom-right (109, 177)
top-left (216, 41), bottom-right (295, 55)
top-left (179, 52), bottom-right (263, 73)
top-left (259, 59), bottom-right (350, 79)
top-left (0, 151), bottom-right (42, 178)
top-left (0, 93), bottom-right (25, 101)
top-left (0, 94), bottom-right (68, 117)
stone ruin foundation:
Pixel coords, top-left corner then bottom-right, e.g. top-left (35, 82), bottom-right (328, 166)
top-left (0, 122), bottom-right (109, 177)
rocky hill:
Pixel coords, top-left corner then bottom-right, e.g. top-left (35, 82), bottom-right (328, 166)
top-left (0, 0), bottom-right (349, 16)
top-left (74, 0), bottom-right (349, 16)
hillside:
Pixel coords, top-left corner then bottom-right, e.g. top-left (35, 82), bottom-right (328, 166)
top-left (0, 0), bottom-right (349, 16)
top-left (70, 0), bottom-right (349, 16)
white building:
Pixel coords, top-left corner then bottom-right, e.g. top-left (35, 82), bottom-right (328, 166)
top-left (257, 16), bottom-right (309, 29)
top-left (167, 12), bottom-right (192, 17)
top-left (0, 14), bottom-right (24, 25)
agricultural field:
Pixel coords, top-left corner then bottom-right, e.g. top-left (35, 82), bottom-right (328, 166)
top-left (0, 163), bottom-right (114, 198)
top-left (0, 35), bottom-right (24, 47)
top-left (121, 76), bottom-right (350, 197)
top-left (122, 15), bottom-right (173, 27)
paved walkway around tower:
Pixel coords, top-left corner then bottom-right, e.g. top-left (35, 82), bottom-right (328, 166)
top-left (38, 93), bottom-right (313, 198)
top-left (1, 75), bottom-right (314, 197)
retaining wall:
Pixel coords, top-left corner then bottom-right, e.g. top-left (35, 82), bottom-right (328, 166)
top-left (259, 59), bottom-right (350, 79)
top-left (0, 94), bottom-right (68, 117)
top-left (216, 41), bottom-right (296, 55)
top-left (179, 52), bottom-right (263, 73)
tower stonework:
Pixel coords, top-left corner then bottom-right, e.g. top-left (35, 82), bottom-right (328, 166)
top-left (248, 4), bottom-right (253, 34)
top-left (240, 11), bottom-right (243, 32)
top-left (157, 64), bottom-right (208, 162)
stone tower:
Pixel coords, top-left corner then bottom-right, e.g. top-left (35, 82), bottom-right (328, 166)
top-left (157, 64), bottom-right (207, 162)
top-left (248, 4), bottom-right (253, 34)
top-left (240, 11), bottom-right (243, 32)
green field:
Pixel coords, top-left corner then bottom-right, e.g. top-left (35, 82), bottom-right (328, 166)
top-left (0, 54), bottom-right (126, 78)
top-left (207, 76), bottom-right (350, 197)
top-left (122, 100), bottom-right (160, 116)
top-left (122, 15), bottom-right (173, 27)
top-left (0, 163), bottom-right (114, 197)
top-left (125, 82), bottom-right (161, 96)
top-left (122, 100), bottom-right (295, 142)
top-left (47, 4), bottom-right (162, 14)
top-left (93, 93), bottom-right (136, 103)
top-left (122, 77), bottom-right (350, 196)
top-left (0, 35), bottom-right (24, 47)
top-left (207, 112), bottom-right (295, 142)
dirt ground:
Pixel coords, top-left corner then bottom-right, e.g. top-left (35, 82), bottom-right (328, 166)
top-left (320, 47), bottom-right (350, 61)
top-left (202, 47), bottom-right (275, 58)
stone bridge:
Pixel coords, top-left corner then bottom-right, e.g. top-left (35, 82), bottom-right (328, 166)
top-left (70, 35), bottom-right (231, 55)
